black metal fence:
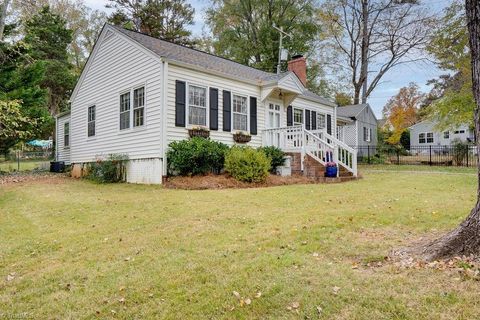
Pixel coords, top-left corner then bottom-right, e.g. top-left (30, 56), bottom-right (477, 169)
top-left (0, 150), bottom-right (53, 172)
top-left (357, 145), bottom-right (478, 167)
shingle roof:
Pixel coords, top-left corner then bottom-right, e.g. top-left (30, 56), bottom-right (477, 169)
top-left (111, 25), bottom-right (335, 106)
top-left (336, 104), bottom-right (368, 118)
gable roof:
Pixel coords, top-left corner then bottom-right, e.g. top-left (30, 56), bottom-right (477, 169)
top-left (336, 104), bottom-right (368, 118)
top-left (110, 25), bottom-right (335, 107)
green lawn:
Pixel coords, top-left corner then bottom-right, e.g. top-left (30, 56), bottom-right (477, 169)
top-left (0, 160), bottom-right (50, 172)
top-left (0, 170), bottom-right (478, 319)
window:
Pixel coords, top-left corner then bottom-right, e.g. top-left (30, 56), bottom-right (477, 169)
top-left (120, 92), bottom-right (130, 130)
top-left (232, 94), bottom-right (248, 131)
top-left (88, 105), bottom-right (96, 137)
top-left (363, 127), bottom-right (371, 142)
top-left (426, 132), bottom-right (434, 143)
top-left (444, 131), bottom-right (450, 139)
top-left (188, 85), bottom-right (207, 126)
top-left (316, 113), bottom-right (326, 129)
top-left (293, 108), bottom-right (303, 126)
top-left (268, 103), bottom-right (281, 128)
top-left (64, 122), bottom-right (70, 147)
top-left (454, 130), bottom-right (465, 134)
top-left (133, 87), bottom-right (145, 127)
top-left (419, 133), bottom-right (426, 144)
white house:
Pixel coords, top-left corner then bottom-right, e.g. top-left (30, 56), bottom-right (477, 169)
top-left (55, 24), bottom-right (357, 184)
top-left (409, 120), bottom-right (474, 149)
top-left (336, 104), bottom-right (378, 155)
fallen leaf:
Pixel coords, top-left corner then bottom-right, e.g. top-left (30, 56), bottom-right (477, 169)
top-left (244, 298), bottom-right (251, 305)
top-left (6, 273), bottom-right (16, 282)
top-left (316, 306), bottom-right (323, 314)
top-left (232, 291), bottom-right (241, 300)
top-left (332, 286), bottom-right (341, 295)
top-left (255, 291), bottom-right (262, 298)
top-left (118, 297), bottom-right (125, 304)
top-left (312, 252), bottom-right (319, 257)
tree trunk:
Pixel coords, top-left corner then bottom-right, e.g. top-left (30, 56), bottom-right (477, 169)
top-left (0, 0), bottom-right (11, 40)
top-left (360, 0), bottom-right (369, 104)
top-left (419, 0), bottom-right (480, 261)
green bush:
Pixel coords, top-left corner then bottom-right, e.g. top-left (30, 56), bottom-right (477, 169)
top-left (452, 139), bottom-right (470, 166)
top-left (86, 154), bottom-right (129, 183)
top-left (225, 146), bottom-right (271, 183)
top-left (167, 137), bottom-right (229, 176)
top-left (258, 146), bottom-right (285, 173)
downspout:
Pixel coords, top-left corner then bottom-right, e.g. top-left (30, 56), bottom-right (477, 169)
top-left (161, 58), bottom-right (169, 179)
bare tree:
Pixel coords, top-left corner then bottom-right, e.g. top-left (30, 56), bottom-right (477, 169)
top-left (319, 0), bottom-right (436, 104)
top-left (411, 0), bottom-right (480, 261)
top-left (0, 0), bottom-right (11, 40)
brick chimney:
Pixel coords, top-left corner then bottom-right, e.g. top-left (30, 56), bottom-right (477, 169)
top-left (287, 54), bottom-right (307, 86)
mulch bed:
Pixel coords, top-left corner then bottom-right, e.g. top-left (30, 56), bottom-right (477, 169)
top-left (164, 173), bottom-right (317, 190)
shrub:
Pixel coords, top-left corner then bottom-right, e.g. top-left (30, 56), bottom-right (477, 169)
top-left (167, 137), bottom-right (229, 176)
top-left (258, 146), bottom-right (285, 173)
top-left (86, 154), bottom-right (129, 183)
top-left (452, 139), bottom-right (470, 166)
top-left (225, 146), bottom-right (271, 183)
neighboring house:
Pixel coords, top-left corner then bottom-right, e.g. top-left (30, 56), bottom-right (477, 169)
top-left (409, 120), bottom-right (474, 149)
top-left (56, 24), bottom-right (357, 184)
top-left (336, 104), bottom-right (378, 155)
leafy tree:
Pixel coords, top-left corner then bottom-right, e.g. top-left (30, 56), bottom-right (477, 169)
top-left (335, 92), bottom-right (353, 106)
top-left (24, 6), bottom-right (76, 116)
top-left (0, 100), bottom-right (37, 154)
top-left (425, 0), bottom-right (475, 130)
top-left (205, 0), bottom-right (327, 95)
top-left (106, 0), bottom-right (195, 45)
top-left (382, 83), bottom-right (422, 144)
top-left (415, 0), bottom-right (480, 261)
top-left (318, 0), bottom-right (436, 104)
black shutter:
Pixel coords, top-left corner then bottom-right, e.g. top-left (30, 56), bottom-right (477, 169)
top-left (312, 111), bottom-right (317, 130)
top-left (209, 88), bottom-right (218, 130)
top-left (287, 105), bottom-right (293, 126)
top-left (250, 97), bottom-right (257, 135)
top-left (305, 110), bottom-right (311, 130)
top-left (222, 90), bottom-right (231, 132)
top-left (175, 80), bottom-right (186, 127)
top-left (327, 114), bottom-right (332, 135)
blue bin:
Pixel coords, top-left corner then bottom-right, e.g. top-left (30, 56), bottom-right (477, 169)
top-left (325, 166), bottom-right (337, 177)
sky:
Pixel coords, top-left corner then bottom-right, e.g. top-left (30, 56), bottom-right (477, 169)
top-left (85, 0), bottom-right (453, 119)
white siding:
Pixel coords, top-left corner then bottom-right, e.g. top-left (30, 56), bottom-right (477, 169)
top-left (167, 64), bottom-right (264, 147)
top-left (55, 114), bottom-right (71, 164)
top-left (70, 31), bottom-right (164, 163)
top-left (126, 158), bottom-right (163, 184)
top-left (409, 120), bottom-right (474, 148)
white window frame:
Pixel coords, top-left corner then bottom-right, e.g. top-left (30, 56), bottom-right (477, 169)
top-left (118, 84), bottom-right (147, 132)
top-left (316, 113), bottom-right (326, 130)
top-left (119, 90), bottom-right (131, 131)
top-left (133, 87), bottom-right (145, 127)
top-left (419, 133), bottom-right (426, 144)
top-left (232, 93), bottom-right (249, 132)
top-left (267, 103), bottom-right (281, 129)
top-left (186, 83), bottom-right (209, 128)
top-left (426, 132), bottom-right (434, 143)
top-left (444, 131), bottom-right (450, 139)
top-left (64, 122), bottom-right (70, 148)
top-left (293, 108), bottom-right (303, 127)
top-left (87, 105), bottom-right (96, 137)
top-left (363, 126), bottom-right (371, 142)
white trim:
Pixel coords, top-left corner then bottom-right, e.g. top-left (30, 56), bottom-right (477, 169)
top-left (86, 104), bottom-right (96, 139)
top-left (117, 82), bottom-right (147, 133)
top-left (186, 82), bottom-right (209, 129)
top-left (64, 121), bottom-right (70, 149)
top-left (231, 92), bottom-right (249, 132)
top-left (161, 59), bottom-right (168, 175)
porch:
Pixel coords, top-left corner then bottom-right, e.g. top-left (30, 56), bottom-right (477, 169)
top-left (263, 125), bottom-right (358, 177)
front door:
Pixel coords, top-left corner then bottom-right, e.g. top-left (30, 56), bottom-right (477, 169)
top-left (268, 102), bottom-right (282, 147)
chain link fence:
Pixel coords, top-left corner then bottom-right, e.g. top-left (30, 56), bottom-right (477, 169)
top-left (0, 150), bottom-right (54, 172)
top-left (357, 145), bottom-right (478, 167)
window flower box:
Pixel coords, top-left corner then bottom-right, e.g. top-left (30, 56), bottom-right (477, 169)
top-left (233, 131), bottom-right (251, 144)
top-left (188, 126), bottom-right (210, 138)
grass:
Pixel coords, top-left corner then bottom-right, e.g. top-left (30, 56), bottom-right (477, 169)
top-left (0, 159), bottom-right (50, 172)
top-left (360, 164), bottom-right (477, 174)
top-left (0, 170), bottom-right (478, 319)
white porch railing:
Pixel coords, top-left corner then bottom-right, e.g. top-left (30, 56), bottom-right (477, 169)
top-left (264, 126), bottom-right (357, 177)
